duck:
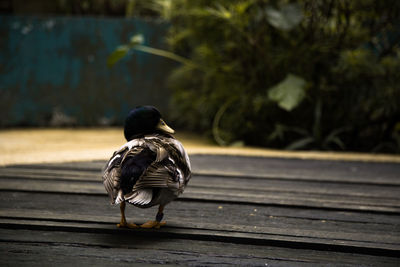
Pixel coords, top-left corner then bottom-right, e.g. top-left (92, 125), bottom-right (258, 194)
top-left (102, 106), bottom-right (191, 229)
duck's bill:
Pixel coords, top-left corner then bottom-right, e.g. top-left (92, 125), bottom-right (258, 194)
top-left (157, 118), bottom-right (175, 134)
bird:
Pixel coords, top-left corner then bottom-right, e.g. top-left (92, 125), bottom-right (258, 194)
top-left (102, 106), bottom-right (191, 229)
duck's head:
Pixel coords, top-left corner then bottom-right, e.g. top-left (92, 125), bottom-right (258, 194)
top-left (124, 106), bottom-right (175, 141)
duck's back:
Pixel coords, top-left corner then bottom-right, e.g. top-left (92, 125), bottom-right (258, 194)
top-left (102, 134), bottom-right (191, 205)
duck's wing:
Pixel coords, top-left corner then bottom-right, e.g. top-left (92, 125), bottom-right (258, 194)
top-left (123, 188), bottom-right (153, 206)
top-left (102, 139), bottom-right (147, 204)
top-left (103, 135), bottom-right (191, 205)
top-left (123, 144), bottom-right (171, 204)
top-left (129, 135), bottom-right (192, 196)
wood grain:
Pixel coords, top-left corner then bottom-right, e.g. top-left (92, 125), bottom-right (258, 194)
top-left (0, 155), bottom-right (399, 265)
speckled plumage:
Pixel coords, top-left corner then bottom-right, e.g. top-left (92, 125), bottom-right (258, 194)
top-left (102, 133), bottom-right (191, 209)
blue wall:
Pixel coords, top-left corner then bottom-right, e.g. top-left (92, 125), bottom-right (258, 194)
top-left (0, 15), bottom-right (176, 126)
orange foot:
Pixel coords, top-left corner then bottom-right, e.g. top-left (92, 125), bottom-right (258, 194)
top-left (117, 221), bottom-right (139, 229)
top-left (140, 221), bottom-right (167, 229)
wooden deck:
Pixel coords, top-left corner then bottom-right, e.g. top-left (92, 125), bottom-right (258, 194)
top-left (0, 155), bottom-right (399, 266)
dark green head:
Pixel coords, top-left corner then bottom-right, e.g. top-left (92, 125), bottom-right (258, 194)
top-left (124, 106), bottom-right (174, 141)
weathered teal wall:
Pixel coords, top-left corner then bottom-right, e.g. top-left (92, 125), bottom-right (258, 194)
top-left (0, 15), bottom-right (176, 127)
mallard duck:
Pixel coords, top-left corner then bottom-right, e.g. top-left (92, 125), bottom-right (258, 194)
top-left (102, 106), bottom-right (191, 229)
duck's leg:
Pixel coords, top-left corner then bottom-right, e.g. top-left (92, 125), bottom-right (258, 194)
top-left (117, 201), bottom-right (138, 228)
top-left (141, 205), bottom-right (167, 229)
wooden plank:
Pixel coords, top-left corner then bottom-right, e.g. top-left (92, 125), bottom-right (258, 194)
top-left (1, 157), bottom-right (400, 265)
top-left (1, 178), bottom-right (399, 213)
top-left (2, 168), bottom-right (400, 199)
top-left (2, 159), bottom-right (400, 213)
top-left (2, 229), bottom-right (398, 266)
top-left (1, 218), bottom-right (399, 257)
top-left (1, 192), bottom-right (399, 251)
top-left (1, 209), bottom-right (399, 249)
top-left (7, 154), bottom-right (400, 185)
top-left (190, 155), bottom-right (400, 184)
top-left (2, 191), bottom-right (398, 225)
top-left (0, 167), bottom-right (98, 180)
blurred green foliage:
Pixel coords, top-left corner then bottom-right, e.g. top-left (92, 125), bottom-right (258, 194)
top-left (111, 0), bottom-right (400, 153)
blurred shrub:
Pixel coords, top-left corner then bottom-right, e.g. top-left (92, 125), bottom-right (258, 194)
top-left (111, 0), bottom-right (400, 153)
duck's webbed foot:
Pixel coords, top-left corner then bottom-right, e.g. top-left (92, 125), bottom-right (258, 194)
top-left (117, 202), bottom-right (139, 229)
top-left (140, 220), bottom-right (166, 229)
top-left (117, 220), bottom-right (139, 229)
top-left (141, 205), bottom-right (166, 229)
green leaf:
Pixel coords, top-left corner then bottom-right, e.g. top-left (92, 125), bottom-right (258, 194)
top-left (235, 2), bottom-right (250, 15)
top-left (134, 45), bottom-right (199, 69)
top-left (285, 137), bottom-right (314, 150)
top-left (268, 124), bottom-right (286, 141)
top-left (322, 127), bottom-right (350, 150)
top-left (207, 4), bottom-right (232, 20)
top-left (265, 3), bottom-right (303, 31)
top-left (212, 98), bottom-right (236, 146)
top-left (268, 74), bottom-right (306, 111)
top-left (327, 136), bottom-right (346, 150)
top-left (107, 45), bottom-right (130, 68)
